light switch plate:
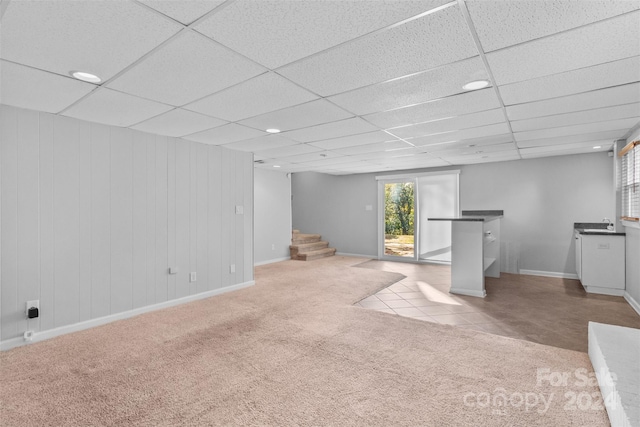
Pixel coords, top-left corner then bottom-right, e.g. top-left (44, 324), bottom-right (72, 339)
top-left (230, 264), bottom-right (236, 273)
top-left (190, 272), bottom-right (197, 282)
top-left (235, 205), bottom-right (244, 215)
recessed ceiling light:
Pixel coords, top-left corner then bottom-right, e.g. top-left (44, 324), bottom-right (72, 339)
top-left (462, 80), bottom-right (489, 91)
top-left (266, 128), bottom-right (281, 134)
top-left (593, 145), bottom-right (602, 149)
top-left (273, 165), bottom-right (281, 168)
top-left (71, 71), bottom-right (101, 83)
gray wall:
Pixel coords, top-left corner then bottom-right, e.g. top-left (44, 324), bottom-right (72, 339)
top-left (254, 168), bottom-right (292, 264)
top-left (292, 152), bottom-right (614, 275)
top-left (0, 105), bottom-right (254, 344)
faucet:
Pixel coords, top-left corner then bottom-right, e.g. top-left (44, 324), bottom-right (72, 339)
top-left (602, 218), bottom-right (614, 231)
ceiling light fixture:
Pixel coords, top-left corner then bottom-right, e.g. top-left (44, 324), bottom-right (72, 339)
top-left (266, 128), bottom-right (281, 134)
top-left (71, 71), bottom-right (101, 83)
top-left (462, 80), bottom-right (489, 91)
top-left (593, 145), bottom-right (602, 149)
top-left (273, 165), bottom-right (281, 168)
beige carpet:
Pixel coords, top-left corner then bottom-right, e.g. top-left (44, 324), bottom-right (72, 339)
top-left (0, 256), bottom-right (609, 426)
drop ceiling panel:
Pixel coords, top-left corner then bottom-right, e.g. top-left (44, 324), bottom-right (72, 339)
top-left (278, 151), bottom-right (347, 164)
top-left (0, 61), bottom-right (95, 114)
top-left (184, 72), bottom-right (318, 122)
top-left (309, 131), bottom-right (395, 150)
top-left (253, 143), bottom-right (323, 159)
top-left (130, 108), bottom-right (227, 137)
top-left (390, 108), bottom-right (505, 139)
top-left (520, 142), bottom-right (613, 159)
top-left (194, 0), bottom-right (449, 69)
top-left (331, 140), bottom-right (412, 155)
top-left (108, 31), bottom-right (266, 106)
top-left (279, 4), bottom-right (479, 96)
top-left (222, 135), bottom-right (299, 152)
top-left (505, 83), bottom-right (640, 121)
top-left (364, 89), bottom-right (501, 129)
top-left (513, 118), bottom-right (638, 142)
top-left (62, 88), bottom-right (173, 128)
top-left (138, 0), bottom-right (225, 25)
top-left (516, 130), bottom-right (628, 148)
top-left (351, 147), bottom-right (423, 160)
top-left (408, 123), bottom-right (511, 147)
top-left (284, 117), bottom-right (379, 143)
top-left (467, 0), bottom-right (639, 52)
top-left (499, 56), bottom-right (640, 106)
top-left (442, 151), bottom-right (520, 165)
top-left (183, 123), bottom-right (265, 145)
top-left (327, 56), bottom-right (488, 115)
top-left (238, 99), bottom-right (353, 132)
top-left (511, 103), bottom-right (640, 133)
top-left (418, 133), bottom-right (514, 152)
top-left (0, 0), bottom-right (181, 81)
top-left (487, 11), bottom-right (640, 85)
top-left (431, 142), bottom-right (517, 157)
top-left (290, 156), bottom-right (361, 168)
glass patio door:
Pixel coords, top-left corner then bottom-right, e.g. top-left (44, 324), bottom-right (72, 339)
top-left (383, 181), bottom-right (416, 259)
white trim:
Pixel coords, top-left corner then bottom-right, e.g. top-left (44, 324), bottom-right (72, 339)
top-left (621, 219), bottom-right (640, 229)
top-left (254, 257), bottom-right (289, 266)
top-left (0, 280), bottom-right (255, 352)
top-left (335, 252), bottom-right (373, 258)
top-left (450, 288), bottom-right (486, 298)
top-left (375, 169), bottom-right (460, 181)
top-left (519, 269), bottom-right (579, 280)
top-left (624, 292), bottom-right (640, 316)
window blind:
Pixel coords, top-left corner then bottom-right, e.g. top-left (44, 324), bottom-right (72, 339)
top-left (619, 140), bottom-right (640, 221)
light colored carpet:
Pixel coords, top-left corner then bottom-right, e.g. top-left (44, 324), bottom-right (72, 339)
top-left (0, 256), bottom-right (609, 426)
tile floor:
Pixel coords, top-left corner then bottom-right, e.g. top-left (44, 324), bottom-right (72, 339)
top-left (355, 260), bottom-right (640, 352)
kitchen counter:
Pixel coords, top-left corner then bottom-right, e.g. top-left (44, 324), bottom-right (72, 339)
top-left (429, 210), bottom-right (504, 223)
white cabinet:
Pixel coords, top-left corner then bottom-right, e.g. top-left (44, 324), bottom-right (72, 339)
top-left (575, 232), bottom-right (625, 296)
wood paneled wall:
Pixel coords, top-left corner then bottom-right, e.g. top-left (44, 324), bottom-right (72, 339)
top-left (0, 105), bottom-right (253, 342)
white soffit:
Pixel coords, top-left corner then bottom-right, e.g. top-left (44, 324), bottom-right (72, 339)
top-left (499, 56), bottom-right (640, 106)
top-left (511, 103), bottom-right (640, 133)
top-left (184, 72), bottom-right (318, 122)
top-left (183, 123), bottom-right (266, 145)
top-left (222, 134), bottom-right (299, 152)
top-left (193, 0), bottom-right (449, 69)
top-left (284, 117), bottom-right (379, 143)
top-left (516, 130), bottom-right (628, 148)
top-left (0, 61), bottom-right (95, 114)
top-left (278, 4), bottom-right (479, 96)
top-left (0, 0), bottom-right (181, 81)
top-left (108, 31), bottom-right (266, 106)
top-left (505, 83), bottom-right (640, 121)
top-left (310, 131), bottom-right (396, 150)
top-left (327, 56), bottom-right (489, 116)
top-left (62, 88), bottom-right (173, 127)
top-left (487, 11), bottom-right (640, 85)
top-left (389, 108), bottom-right (505, 139)
top-left (513, 117), bottom-right (639, 142)
top-left (466, 0), bottom-right (640, 52)
top-left (238, 99), bottom-right (353, 132)
top-left (364, 89), bottom-right (501, 129)
top-left (130, 108), bottom-right (227, 137)
top-left (138, 0), bottom-right (226, 25)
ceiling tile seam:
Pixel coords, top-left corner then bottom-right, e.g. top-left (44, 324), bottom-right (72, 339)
top-left (187, 0), bottom-right (238, 28)
top-left (458, 0), bottom-right (520, 160)
top-left (130, 0), bottom-right (190, 27)
top-left (270, 1), bottom-right (458, 72)
top-left (475, 8), bottom-right (640, 56)
top-left (125, 108), bottom-right (230, 137)
top-left (385, 107), bottom-right (504, 131)
top-left (400, 123), bottom-right (509, 141)
top-left (510, 111), bottom-right (640, 131)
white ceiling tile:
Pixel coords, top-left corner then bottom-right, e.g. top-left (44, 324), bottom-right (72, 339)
top-left (499, 56), bottom-right (640, 106)
top-left (364, 89), bottom-right (501, 129)
top-left (309, 131), bottom-right (395, 150)
top-left (441, 151), bottom-right (520, 165)
top-left (513, 118), bottom-right (638, 142)
top-left (184, 72), bottom-right (318, 121)
top-left (138, 0), bottom-right (225, 25)
top-left (222, 134), bottom-right (299, 152)
top-left (467, 0), bottom-right (640, 52)
top-left (182, 123), bottom-right (265, 145)
top-left (350, 147), bottom-right (423, 161)
top-left (389, 109), bottom-right (505, 139)
top-left (108, 31), bottom-right (266, 106)
top-left (291, 156), bottom-right (361, 168)
top-left (328, 56), bottom-right (489, 115)
top-left (62, 88), bottom-right (173, 127)
top-left (278, 151), bottom-right (347, 164)
top-left (194, 0), bottom-right (449, 69)
top-left (505, 83), bottom-right (640, 121)
top-left (254, 143), bottom-right (322, 159)
top-left (511, 103), bottom-right (640, 133)
top-left (487, 11), bottom-right (640, 85)
top-left (0, 61), bottom-right (95, 114)
top-left (520, 142), bottom-right (613, 159)
top-left (238, 99), bottom-right (353, 132)
top-left (516, 130), bottom-right (628, 148)
top-left (332, 140), bottom-right (412, 156)
top-left (284, 117), bottom-right (379, 143)
top-left (278, 4), bottom-right (479, 96)
top-left (419, 133), bottom-right (514, 152)
top-left (432, 142), bottom-right (517, 157)
top-left (130, 108), bottom-right (226, 137)
top-left (409, 122), bottom-right (511, 147)
top-left (0, 0), bottom-right (181, 81)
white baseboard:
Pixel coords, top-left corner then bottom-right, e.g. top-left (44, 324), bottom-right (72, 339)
top-left (0, 280), bottom-right (255, 352)
top-left (335, 252), bottom-right (374, 258)
top-left (254, 257), bottom-right (289, 266)
top-left (624, 292), bottom-right (640, 316)
top-left (519, 269), bottom-right (579, 280)
top-left (450, 288), bottom-right (486, 298)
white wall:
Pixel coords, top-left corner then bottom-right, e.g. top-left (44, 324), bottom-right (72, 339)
top-left (254, 168), bottom-right (291, 265)
top-left (0, 105), bottom-right (254, 346)
top-left (292, 152), bottom-right (614, 275)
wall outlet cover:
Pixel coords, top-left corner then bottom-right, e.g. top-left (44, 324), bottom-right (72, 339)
top-left (190, 272), bottom-right (197, 282)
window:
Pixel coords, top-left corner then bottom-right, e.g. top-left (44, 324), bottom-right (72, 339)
top-left (620, 140), bottom-right (640, 221)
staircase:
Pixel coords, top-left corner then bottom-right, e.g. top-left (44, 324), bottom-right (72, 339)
top-left (290, 230), bottom-right (336, 261)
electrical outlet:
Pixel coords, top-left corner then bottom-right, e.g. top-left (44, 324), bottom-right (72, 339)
top-left (190, 272), bottom-right (197, 282)
top-left (230, 264), bottom-right (236, 273)
top-left (26, 300), bottom-right (39, 318)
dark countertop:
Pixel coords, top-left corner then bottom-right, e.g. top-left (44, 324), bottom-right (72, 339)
top-left (574, 222), bottom-right (625, 236)
top-left (429, 215), bottom-right (502, 222)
